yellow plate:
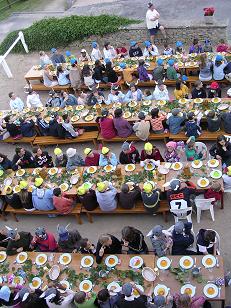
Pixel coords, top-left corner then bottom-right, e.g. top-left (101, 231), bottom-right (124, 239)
top-left (76, 105), bottom-right (84, 111)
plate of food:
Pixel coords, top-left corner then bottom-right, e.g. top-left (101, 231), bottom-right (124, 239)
top-left (154, 284), bottom-right (169, 297)
top-left (76, 105), bottom-right (85, 111)
top-left (79, 280), bottom-right (93, 292)
top-left (70, 175), bottom-right (79, 185)
top-left (212, 98), bottom-right (221, 103)
top-left (181, 284), bottom-right (196, 297)
top-left (129, 256), bottom-right (143, 269)
top-left (125, 164), bottom-right (136, 172)
top-left (156, 257), bottom-right (171, 270)
top-left (144, 162), bottom-right (155, 171)
top-left (194, 98), bottom-right (203, 104)
top-left (197, 177), bottom-right (210, 188)
top-left (143, 100), bottom-right (152, 106)
top-left (126, 181), bottom-right (135, 191)
top-left (218, 104), bottom-right (229, 111)
top-left (128, 101), bottom-right (137, 108)
top-left (113, 102), bottom-right (121, 108)
top-left (16, 169), bottom-right (25, 177)
top-left (71, 115), bottom-right (80, 122)
top-left (81, 256), bottom-right (94, 268)
top-left (59, 280), bottom-right (70, 293)
top-left (59, 183), bottom-right (69, 192)
top-left (191, 160), bottom-right (203, 169)
top-left (104, 165), bottom-right (115, 173)
top-left (59, 253), bottom-right (72, 265)
top-left (179, 256), bottom-right (194, 269)
top-left (85, 114), bottom-right (94, 122)
top-left (87, 166), bottom-right (97, 174)
top-left (107, 282), bottom-right (121, 295)
top-left (49, 265), bottom-right (60, 281)
top-left (23, 107), bottom-right (30, 113)
top-left (3, 178), bottom-right (12, 186)
top-left (123, 111), bottom-right (132, 119)
top-left (210, 169), bottom-right (222, 179)
top-left (29, 277), bottom-right (42, 290)
top-left (44, 117), bottom-right (51, 124)
top-left (48, 167), bottom-right (58, 175)
top-left (51, 106), bottom-right (60, 112)
top-left (202, 255), bottom-right (216, 268)
top-left (158, 100), bottom-right (167, 106)
top-left (133, 285), bottom-right (144, 298)
top-left (16, 252), bottom-right (28, 264)
top-left (65, 105), bottom-right (73, 111)
top-left (0, 251), bottom-right (7, 263)
top-left (208, 159), bottom-right (219, 168)
top-left (35, 253), bottom-right (47, 266)
top-left (28, 185), bottom-right (33, 193)
top-left (105, 255), bottom-right (119, 268)
top-left (13, 185), bottom-right (21, 193)
top-left (33, 168), bottom-right (42, 175)
top-left (37, 106), bottom-right (44, 112)
top-left (171, 162), bottom-right (183, 171)
top-left (12, 276), bottom-right (24, 286)
top-left (179, 98), bottom-right (187, 104)
top-left (203, 283), bottom-right (219, 299)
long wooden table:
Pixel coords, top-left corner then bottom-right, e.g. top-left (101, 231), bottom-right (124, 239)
top-left (0, 252), bottom-right (225, 305)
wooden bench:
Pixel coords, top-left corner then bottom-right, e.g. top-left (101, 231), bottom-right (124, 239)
top-left (169, 130), bottom-right (231, 141)
top-left (81, 200), bottom-right (169, 223)
top-left (33, 131), bottom-right (99, 148)
top-left (4, 204), bottom-right (82, 224)
top-left (98, 132), bottom-right (169, 145)
top-left (187, 77), bottom-right (230, 90)
top-left (0, 136), bottom-right (36, 146)
top-left (80, 79), bottom-right (125, 91)
top-left (25, 83), bottom-right (71, 92)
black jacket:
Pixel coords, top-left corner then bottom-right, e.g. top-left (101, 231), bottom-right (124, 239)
top-left (6, 231), bottom-right (32, 255)
top-left (209, 141), bottom-right (231, 166)
top-left (78, 189), bottom-right (99, 211)
top-left (118, 187), bottom-right (140, 209)
top-left (58, 230), bottom-right (82, 252)
top-left (0, 157), bottom-right (12, 170)
top-left (34, 151), bottom-right (53, 168)
top-left (191, 87), bottom-right (207, 99)
top-left (105, 68), bottom-right (118, 83)
top-left (221, 112), bottom-right (231, 134)
top-left (5, 194), bottom-right (22, 209)
top-left (96, 235), bottom-right (122, 264)
top-left (93, 65), bottom-right (105, 81)
top-left (129, 47), bottom-right (143, 58)
top-left (6, 123), bottom-right (21, 137)
top-left (119, 147), bottom-right (140, 164)
top-left (21, 120), bottom-right (36, 137)
top-left (125, 229), bottom-right (148, 253)
top-left (12, 150), bottom-right (35, 170)
top-left (49, 119), bottom-right (65, 138)
top-left (207, 115), bottom-right (221, 132)
top-left (172, 222), bottom-right (194, 255)
top-left (141, 190), bottom-right (160, 214)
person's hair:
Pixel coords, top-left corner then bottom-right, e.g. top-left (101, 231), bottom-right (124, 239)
top-left (99, 234), bottom-right (111, 245)
top-left (95, 60), bottom-right (101, 66)
top-left (19, 117), bottom-right (25, 124)
top-left (193, 38), bottom-right (199, 45)
top-left (217, 134), bottom-right (227, 146)
top-left (121, 184), bottom-right (129, 193)
top-left (199, 53), bottom-right (207, 69)
top-left (62, 114), bottom-right (69, 122)
top-left (144, 89), bottom-right (151, 96)
top-left (194, 80), bottom-right (202, 88)
top-left (4, 115), bottom-right (10, 123)
top-left (53, 187), bottom-right (62, 196)
top-left (215, 59), bottom-right (222, 66)
top-left (18, 189), bottom-right (29, 205)
top-left (27, 88), bottom-right (33, 95)
top-left (104, 42), bottom-right (110, 50)
top-left (164, 43), bottom-right (168, 48)
top-left (32, 146), bottom-right (40, 154)
top-left (121, 226), bottom-right (137, 242)
top-left (56, 65), bottom-right (63, 77)
top-left (97, 289), bottom-right (110, 302)
top-left (207, 110), bottom-right (215, 119)
top-left (8, 92), bottom-right (14, 98)
top-left (175, 81), bottom-right (181, 91)
top-left (151, 108), bottom-right (159, 119)
top-left (74, 291), bottom-right (86, 304)
top-left (204, 230), bottom-right (216, 242)
top-left (60, 90), bottom-right (67, 98)
top-left (105, 62), bottom-right (113, 72)
top-left (79, 238), bottom-right (89, 249)
top-left (176, 294), bottom-right (191, 308)
top-left (15, 147), bottom-right (23, 155)
top-left (39, 51), bottom-right (45, 56)
top-left (82, 64), bottom-right (91, 77)
top-left (187, 112), bottom-right (195, 121)
top-left (71, 60), bottom-right (77, 67)
top-left (219, 38), bottom-right (225, 44)
top-left (0, 153), bottom-right (7, 160)
top-left (114, 108), bottom-right (123, 118)
top-left (138, 59), bottom-right (145, 66)
top-left (130, 83), bottom-right (137, 90)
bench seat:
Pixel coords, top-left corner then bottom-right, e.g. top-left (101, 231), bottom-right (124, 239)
top-left (80, 79), bottom-right (125, 91)
top-left (169, 130), bottom-right (231, 141)
top-left (33, 131), bottom-right (99, 148)
top-left (25, 83), bottom-right (71, 92)
top-left (81, 200), bottom-right (169, 223)
top-left (0, 136), bottom-right (36, 146)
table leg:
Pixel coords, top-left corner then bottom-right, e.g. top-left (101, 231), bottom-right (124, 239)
top-left (221, 299), bottom-right (225, 308)
top-left (25, 78), bottom-right (30, 86)
top-left (221, 192), bottom-right (224, 209)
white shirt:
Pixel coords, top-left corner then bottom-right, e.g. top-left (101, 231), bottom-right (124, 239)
top-left (153, 86), bottom-right (169, 100)
top-left (143, 45), bottom-right (159, 57)
top-left (146, 9), bottom-right (159, 29)
top-left (103, 47), bottom-right (116, 60)
top-left (26, 93), bottom-right (43, 108)
top-left (91, 48), bottom-right (103, 61)
top-left (9, 97), bottom-right (24, 111)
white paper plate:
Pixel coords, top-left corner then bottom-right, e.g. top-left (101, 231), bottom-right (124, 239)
top-left (191, 160), bottom-right (203, 169)
top-left (105, 255), bottom-right (119, 267)
top-left (13, 185), bottom-right (21, 193)
top-left (3, 178), bottom-right (12, 186)
top-left (16, 252), bottom-right (28, 264)
top-left (154, 284), bottom-right (169, 297)
top-left (12, 276), bottom-right (24, 286)
top-left (79, 280), bottom-right (93, 292)
top-left (32, 168), bottom-right (42, 175)
top-left (208, 159), bottom-right (219, 168)
top-left (181, 284), bottom-right (196, 297)
top-left (59, 280), bottom-right (70, 293)
top-left (29, 277), bottom-right (42, 290)
top-left (129, 256), bottom-right (143, 269)
top-left (35, 253), bottom-right (47, 266)
top-left (125, 164), bottom-right (136, 172)
top-left (202, 255), bottom-right (216, 268)
top-left (59, 253), bottom-right (72, 265)
top-left (156, 257), bottom-right (171, 270)
top-left (197, 177), bottom-right (210, 188)
top-left (171, 162), bottom-right (183, 171)
top-left (59, 183), bottom-right (69, 192)
top-left (179, 256), bottom-right (194, 269)
top-left (144, 163), bottom-right (155, 171)
top-left (81, 256), bottom-right (94, 268)
top-left (76, 105), bottom-right (85, 110)
top-left (210, 169), bottom-right (222, 179)
top-left (107, 282), bottom-right (121, 295)
top-left (212, 98), bottom-right (221, 103)
top-left (128, 101), bottom-right (138, 108)
top-left (104, 165), bottom-right (116, 173)
top-left (218, 103), bottom-right (229, 110)
top-left (70, 175), bottom-right (79, 185)
top-left (194, 98), bottom-right (203, 104)
top-left (142, 267), bottom-right (156, 282)
top-left (203, 283), bottom-right (219, 299)
top-left (49, 265), bottom-right (60, 281)
top-left (0, 251), bottom-right (7, 263)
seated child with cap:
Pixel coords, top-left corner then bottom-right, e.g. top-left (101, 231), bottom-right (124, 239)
top-left (206, 111), bottom-right (221, 132)
top-left (115, 42), bottom-right (128, 58)
top-left (99, 147), bottom-right (118, 166)
top-left (84, 148), bottom-right (100, 166)
top-left (77, 184), bottom-right (99, 211)
top-left (53, 188), bottom-right (74, 215)
top-left (133, 111), bottom-right (150, 141)
top-left (166, 108), bottom-right (186, 134)
top-left (152, 58), bottom-right (165, 81)
top-left (129, 41), bottom-right (143, 57)
top-left (204, 182), bottom-right (222, 206)
top-left (166, 59), bottom-right (178, 80)
top-left (208, 81), bottom-right (221, 98)
top-left (213, 55), bottom-right (227, 81)
top-left (54, 148), bottom-right (68, 167)
top-left (164, 141), bottom-right (180, 162)
top-left (175, 41), bottom-right (186, 55)
top-left (91, 42), bottom-right (103, 61)
top-left (143, 40), bottom-right (159, 57)
top-left (189, 38), bottom-right (203, 54)
top-left (141, 182), bottom-right (161, 214)
top-left (185, 112), bottom-right (201, 138)
top-left (118, 183), bottom-right (141, 209)
top-left (96, 181), bottom-right (117, 212)
top-left (185, 136), bottom-right (206, 161)
top-left (203, 39), bottom-right (213, 52)
top-left (147, 225), bottom-right (172, 257)
top-left (65, 50), bottom-right (75, 63)
top-left (141, 142), bottom-right (164, 166)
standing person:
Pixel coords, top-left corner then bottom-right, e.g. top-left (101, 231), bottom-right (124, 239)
top-left (26, 89), bottom-right (43, 108)
top-left (5, 227), bottom-right (32, 256)
top-left (103, 42), bottom-right (117, 60)
top-left (209, 135), bottom-right (231, 166)
top-left (50, 48), bottom-right (66, 66)
top-left (96, 109), bottom-right (116, 139)
top-left (146, 2), bottom-right (166, 43)
top-left (113, 108), bottom-right (133, 138)
top-left (57, 224), bottom-right (81, 253)
top-left (121, 226), bottom-right (148, 254)
top-left (69, 59), bottom-right (82, 94)
top-left (133, 111), bottom-right (150, 141)
top-left (91, 41), bottom-right (103, 61)
top-left (191, 81), bottom-right (207, 99)
top-left (11, 147), bottom-right (34, 170)
top-left (199, 53), bottom-right (213, 82)
top-left (96, 181), bottom-right (117, 212)
top-left (119, 141), bottom-right (140, 164)
top-left (95, 234), bottom-right (122, 264)
top-left (84, 147), bottom-right (100, 166)
top-left (129, 41), bottom-right (143, 57)
top-left (66, 148), bottom-right (84, 170)
top-left (32, 177), bottom-right (54, 211)
top-left (153, 80), bottom-right (169, 100)
top-left (9, 92), bottom-right (24, 112)
top-left (148, 225), bottom-right (172, 257)
top-left (30, 227), bottom-right (58, 252)
top-left (99, 147), bottom-right (118, 166)
top-left (54, 148), bottom-right (67, 167)
top-left (33, 147), bottom-right (53, 168)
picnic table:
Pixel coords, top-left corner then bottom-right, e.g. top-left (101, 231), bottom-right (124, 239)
top-left (0, 252), bottom-right (225, 305)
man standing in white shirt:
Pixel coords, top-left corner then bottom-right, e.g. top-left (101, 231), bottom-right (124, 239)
top-left (9, 92), bottom-right (24, 112)
top-left (146, 2), bottom-right (166, 44)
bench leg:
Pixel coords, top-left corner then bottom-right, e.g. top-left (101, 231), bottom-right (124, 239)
top-left (92, 138), bottom-right (97, 149)
top-left (11, 213), bottom-right (18, 222)
top-left (76, 214), bottom-right (82, 225)
top-left (163, 212), bottom-right (168, 222)
top-left (86, 212), bottom-right (93, 223)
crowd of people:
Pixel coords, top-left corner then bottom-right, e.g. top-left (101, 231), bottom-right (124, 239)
top-left (0, 223), bottom-right (220, 307)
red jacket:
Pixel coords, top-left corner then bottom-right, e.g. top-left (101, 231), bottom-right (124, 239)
top-left (141, 148), bottom-right (164, 162)
top-left (85, 152), bottom-right (100, 166)
top-left (204, 188), bottom-right (222, 202)
top-left (99, 117), bottom-right (116, 139)
top-left (53, 193), bottom-right (73, 214)
top-left (31, 232), bottom-right (58, 252)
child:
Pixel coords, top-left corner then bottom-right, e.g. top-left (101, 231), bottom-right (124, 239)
top-left (185, 112), bottom-right (201, 138)
top-left (118, 183), bottom-right (141, 209)
top-left (204, 182), bottom-right (222, 206)
top-left (166, 59), bottom-right (178, 80)
top-left (133, 111), bottom-right (150, 141)
top-left (164, 141), bottom-right (180, 162)
top-left (74, 291), bottom-right (97, 307)
top-left (216, 39), bottom-right (229, 52)
top-left (213, 55), bottom-right (227, 81)
top-left (152, 58), bottom-right (165, 81)
top-left (189, 38), bottom-right (203, 54)
top-left (208, 81), bottom-right (221, 98)
top-left (163, 43), bottom-right (173, 55)
top-left (53, 187), bottom-right (74, 215)
top-left (91, 41), bottom-right (103, 61)
top-left (148, 225), bottom-right (172, 257)
top-left (166, 108), bottom-right (186, 134)
top-left (174, 80), bottom-right (189, 100)
top-left (137, 59), bottom-right (152, 82)
top-left (207, 111), bottom-right (221, 132)
top-left (143, 89), bottom-right (153, 100)
top-left (175, 41), bottom-right (185, 55)
top-left (203, 38), bottom-right (213, 52)
top-left (185, 136), bottom-right (206, 161)
top-left (143, 40), bottom-right (159, 57)
top-left (150, 107), bottom-right (166, 134)
top-left (174, 293), bottom-right (207, 308)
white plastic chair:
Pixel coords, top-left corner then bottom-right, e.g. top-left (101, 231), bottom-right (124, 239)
top-left (194, 196), bottom-right (215, 223)
top-left (196, 229), bottom-right (221, 255)
top-left (170, 207), bottom-right (192, 223)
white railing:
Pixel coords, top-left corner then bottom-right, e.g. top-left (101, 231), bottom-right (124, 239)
top-left (0, 31), bottom-right (29, 78)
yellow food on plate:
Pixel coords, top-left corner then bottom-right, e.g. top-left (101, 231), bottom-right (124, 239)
top-left (207, 287), bottom-right (215, 295)
top-left (213, 98), bottom-right (219, 103)
top-left (160, 260), bottom-right (167, 267)
top-left (71, 116), bottom-right (79, 122)
top-left (210, 159), bottom-right (216, 165)
top-left (194, 160), bottom-right (200, 166)
top-left (38, 256), bottom-right (45, 263)
top-left (108, 258), bottom-right (115, 265)
top-left (183, 259), bottom-right (191, 267)
top-left (133, 289), bottom-right (139, 296)
top-left (0, 254), bottom-right (5, 261)
top-left (61, 282), bottom-right (68, 289)
top-left (62, 256), bottom-right (70, 263)
top-left (14, 186), bottom-right (21, 193)
top-left (84, 258), bottom-right (91, 266)
top-left (28, 186), bottom-right (33, 193)
top-left (146, 163), bottom-right (153, 170)
top-left (159, 100), bottom-right (166, 105)
top-left (184, 288), bottom-right (192, 295)
top-left (174, 163), bottom-right (181, 169)
top-left (124, 112), bottom-right (131, 118)
top-left (32, 280), bottom-right (39, 288)
top-left (106, 165), bottom-right (112, 171)
top-left (158, 288), bottom-right (165, 296)
top-left (200, 179), bottom-right (207, 186)
top-left (19, 254), bottom-right (26, 262)
top-left (17, 169), bottom-right (25, 176)
top-left (85, 115), bottom-right (94, 121)
top-left (14, 277), bottom-right (21, 284)
top-left (83, 283), bottom-right (89, 291)
top-left (89, 167), bottom-right (95, 173)
top-left (127, 164), bottom-right (134, 171)
top-left (60, 184), bottom-right (68, 191)
top-left (206, 258), bottom-right (213, 266)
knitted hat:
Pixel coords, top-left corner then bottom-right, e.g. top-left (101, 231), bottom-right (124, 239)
top-left (77, 185), bottom-right (86, 196)
top-left (174, 221), bottom-right (184, 234)
top-left (172, 108), bottom-right (180, 116)
top-left (210, 82), bottom-right (219, 90)
top-left (92, 42), bottom-right (97, 48)
top-left (210, 181), bottom-right (222, 192)
top-left (143, 182), bottom-right (153, 194)
top-left (216, 55), bottom-right (223, 61)
top-left (176, 41), bottom-right (183, 47)
top-left (57, 225), bottom-right (69, 241)
top-left (144, 40), bottom-right (151, 47)
top-left (157, 58), bottom-right (164, 65)
top-left (105, 58), bottom-right (111, 64)
top-left (152, 225), bottom-right (163, 237)
top-left (35, 227), bottom-right (46, 238)
top-left (0, 286), bottom-right (11, 302)
top-left (130, 40), bottom-right (137, 47)
top-left (35, 177), bottom-right (43, 187)
top-left (111, 85), bottom-right (119, 91)
top-left (101, 108), bottom-right (109, 117)
top-left (166, 141), bottom-right (177, 149)
top-left (122, 283), bottom-right (133, 297)
top-left (66, 148), bottom-right (76, 158)
top-left (168, 59), bottom-right (175, 66)
top-left (5, 226), bottom-right (17, 240)
top-left (122, 141), bottom-right (130, 151)
top-left (65, 51), bottom-right (71, 57)
top-left (54, 148), bottom-right (62, 156)
top-left (153, 295), bottom-right (166, 307)
top-left (169, 179), bottom-right (181, 191)
top-left (81, 49), bottom-right (87, 53)
top-left (51, 48), bottom-right (57, 53)
top-left (84, 148), bottom-right (92, 156)
top-left (5, 185), bottom-right (12, 195)
top-left (144, 142), bottom-right (153, 151)
top-left (97, 182), bottom-right (108, 192)
top-left (19, 181), bottom-right (28, 190)
top-left (102, 147), bottom-right (110, 155)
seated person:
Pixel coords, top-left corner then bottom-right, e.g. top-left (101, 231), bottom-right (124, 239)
top-left (140, 142), bottom-right (164, 165)
top-left (163, 43), bottom-right (173, 55)
top-left (121, 226), bottom-right (148, 254)
top-left (43, 65), bottom-right (58, 88)
top-left (189, 38), bottom-right (203, 54)
top-left (91, 42), bottom-right (103, 61)
top-left (172, 221), bottom-right (194, 255)
top-left (60, 91), bottom-right (78, 107)
top-left (175, 41), bottom-right (186, 55)
top-left (18, 181), bottom-right (34, 211)
top-left (197, 229), bottom-right (218, 255)
top-left (164, 141), bottom-right (180, 162)
top-left (185, 136), bottom-right (206, 161)
top-left (223, 166), bottom-right (231, 189)
top-left (216, 38), bottom-right (229, 52)
top-left (77, 185), bottom-right (99, 211)
top-left (208, 81), bottom-right (221, 98)
top-left (174, 80), bottom-right (189, 100)
top-left (95, 234), bottom-right (122, 264)
top-left (84, 147), bottom-right (100, 166)
top-left (4, 115), bottom-right (22, 139)
top-left (53, 188), bottom-right (74, 215)
top-left (153, 80), bottom-right (169, 100)
top-left (166, 108), bottom-right (186, 135)
top-left (203, 38), bottom-right (213, 52)
top-left (213, 55), bottom-right (227, 81)
top-left (79, 49), bottom-right (91, 62)
top-left (143, 89), bottom-right (153, 100)
top-left (152, 58), bottom-right (165, 81)
top-left (32, 177), bottom-right (54, 211)
top-left (209, 135), bottom-right (231, 166)
top-left (191, 81), bottom-right (207, 99)
top-left (129, 41), bottom-right (143, 57)
top-left (39, 50), bottom-right (52, 68)
top-left (185, 112), bottom-right (201, 138)
top-left (113, 108), bottom-right (133, 138)
top-left (50, 48), bottom-right (65, 66)
top-left (54, 148), bottom-right (68, 167)
top-left (141, 182), bottom-right (161, 214)
top-left (78, 238), bottom-right (96, 254)
top-left (30, 227), bottom-right (58, 252)
top-left (96, 181), bottom-right (117, 212)
top-left (174, 294), bottom-right (208, 308)
top-left (62, 114), bottom-right (84, 138)
top-left (96, 288), bottom-right (121, 308)
top-left (133, 111), bottom-right (150, 141)
top-left (57, 224), bottom-right (81, 253)
top-left (66, 148), bottom-right (84, 170)
top-left (4, 186), bottom-right (22, 209)
top-left (125, 83), bottom-right (143, 101)
top-left (103, 42), bottom-right (117, 60)
top-left (92, 60), bottom-right (106, 83)
top-left (19, 118), bottom-right (36, 137)
top-left (87, 86), bottom-right (105, 106)
top-left (150, 107), bottom-right (166, 134)
top-left (33, 146), bottom-right (53, 168)
top-left (74, 291), bottom-right (97, 307)
top-left (0, 153), bottom-right (12, 170)
top-left (106, 85), bottom-right (127, 105)
top-left (143, 40), bottom-right (159, 56)
top-left (56, 66), bottom-right (70, 86)
top-left (46, 91), bottom-right (61, 108)
top-left (119, 141), bottom-right (140, 164)
top-left (12, 147), bottom-right (34, 170)
top-left (105, 61), bottom-right (120, 84)
top-left (117, 282), bottom-right (147, 308)
top-left (48, 113), bottom-right (65, 138)
top-left (115, 43), bottom-right (128, 58)
top-left (0, 118), bottom-right (10, 141)
top-left (81, 64), bottom-right (95, 87)
top-left (221, 108), bottom-right (231, 134)
top-left (96, 109), bottom-right (116, 139)
top-left (206, 111), bottom-right (221, 133)
top-left (166, 59), bottom-right (178, 80)
top-left (118, 183), bottom-right (140, 209)
top-left (138, 59), bottom-right (153, 82)
top-left (148, 225), bottom-right (172, 257)
top-left (5, 227), bottom-right (32, 256)
top-left (204, 182), bottom-right (222, 206)
top-left (26, 89), bottom-right (43, 108)
top-left (99, 147), bottom-right (118, 166)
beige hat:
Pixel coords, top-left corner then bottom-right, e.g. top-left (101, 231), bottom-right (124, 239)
top-left (66, 148), bottom-right (76, 158)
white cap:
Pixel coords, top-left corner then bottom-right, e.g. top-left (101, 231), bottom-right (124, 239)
top-left (66, 148), bottom-right (77, 158)
top-left (81, 49), bottom-right (86, 53)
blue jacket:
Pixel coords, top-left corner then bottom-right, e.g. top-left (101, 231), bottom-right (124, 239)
top-left (166, 113), bottom-right (186, 134)
top-left (32, 188), bottom-right (54, 210)
top-left (99, 153), bottom-right (118, 166)
top-left (125, 89), bottom-right (143, 102)
top-left (21, 121), bottom-right (36, 137)
top-left (60, 94), bottom-right (78, 107)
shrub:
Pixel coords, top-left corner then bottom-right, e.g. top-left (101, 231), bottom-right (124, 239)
top-left (0, 15), bottom-right (139, 53)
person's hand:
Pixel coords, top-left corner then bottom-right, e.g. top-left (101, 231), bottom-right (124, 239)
top-left (216, 155), bottom-right (222, 160)
top-left (17, 247), bottom-right (23, 253)
top-left (222, 146), bottom-right (227, 151)
top-left (16, 159), bottom-right (21, 165)
top-left (99, 246), bottom-right (105, 257)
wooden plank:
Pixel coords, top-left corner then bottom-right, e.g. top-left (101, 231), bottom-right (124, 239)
top-left (98, 132), bottom-right (169, 144)
top-left (169, 130), bottom-right (231, 141)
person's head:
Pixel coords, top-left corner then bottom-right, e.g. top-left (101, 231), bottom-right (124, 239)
top-left (5, 186), bottom-right (13, 195)
top-left (129, 82), bottom-right (137, 92)
top-left (157, 58), bottom-right (164, 66)
top-left (151, 225), bottom-right (163, 237)
top-left (99, 234), bottom-right (112, 246)
top-left (101, 146), bottom-right (110, 157)
top-left (169, 179), bottom-right (181, 191)
top-left (114, 108), bottom-right (123, 118)
top-left (54, 147), bottom-right (63, 158)
top-left (82, 64), bottom-right (91, 76)
top-left (193, 38), bottom-right (199, 46)
top-left (186, 136), bottom-right (196, 149)
top-left (35, 177), bottom-right (44, 188)
top-left (53, 187), bottom-right (62, 197)
top-left (74, 292), bottom-right (86, 305)
top-left (92, 41), bottom-right (98, 49)
top-left (121, 184), bottom-right (129, 193)
top-left (215, 55), bottom-right (223, 66)
top-left (144, 40), bottom-right (152, 48)
top-left (81, 49), bottom-right (87, 57)
top-left (153, 295), bottom-right (166, 307)
top-left (144, 142), bottom-right (153, 155)
top-left (8, 92), bottom-right (15, 100)
top-left (166, 141), bottom-right (177, 153)
top-left (60, 90), bottom-right (68, 98)
top-left (130, 40), bottom-right (137, 48)
top-left (138, 59), bottom-right (145, 67)
top-left (187, 112), bottom-right (195, 121)
top-left (84, 148), bottom-right (93, 158)
top-left (144, 89), bottom-right (152, 97)
top-left (49, 90), bottom-right (56, 97)
top-left (176, 294), bottom-right (191, 308)
top-left (111, 85), bottom-right (119, 95)
top-left (57, 65), bottom-right (63, 73)
top-left (97, 289), bottom-right (110, 303)
top-left (39, 51), bottom-right (45, 57)
top-left (0, 153), bottom-right (7, 163)
top-left (95, 59), bottom-right (101, 67)
top-left (15, 147), bottom-right (25, 157)
top-left (4, 115), bottom-right (11, 123)
top-left (121, 226), bottom-right (136, 243)
top-left (174, 221), bottom-right (185, 234)
top-left (51, 48), bottom-right (57, 54)
top-left (210, 81), bottom-right (219, 92)
top-left (151, 108), bottom-right (159, 119)
top-left (210, 181), bottom-right (221, 192)
top-left (79, 238), bottom-right (92, 250)
top-left (35, 227), bottom-right (47, 240)
top-left (163, 43), bottom-right (169, 49)
top-left (40, 287), bottom-right (61, 304)
top-left (106, 61), bottom-right (112, 71)
top-left (138, 111), bottom-right (145, 120)
top-left (176, 41), bottom-right (183, 49)
top-left (57, 224), bottom-right (70, 242)
top-left (194, 80), bottom-right (203, 89)
top-left (157, 80), bottom-right (165, 91)
top-left (143, 182), bottom-right (154, 194)
top-left (219, 38), bottom-right (225, 44)
top-left (172, 108), bottom-right (180, 116)
top-left (204, 230), bottom-right (216, 243)
top-left (70, 58), bottom-right (77, 67)
top-left (217, 135), bottom-right (227, 147)
top-left (175, 81), bottom-right (181, 91)
top-left (66, 148), bottom-right (77, 158)
top-left (104, 42), bottom-right (111, 50)
top-left (33, 146), bottom-right (43, 156)
top-left (207, 110), bottom-right (216, 119)
top-left (19, 180), bottom-right (28, 191)
top-left (121, 141), bottom-right (130, 154)
top-left (97, 181), bottom-right (109, 193)
top-left (62, 113), bottom-right (70, 123)
top-left (5, 226), bottom-right (18, 241)
top-left (148, 2), bottom-right (154, 10)
top-left (122, 283), bottom-right (133, 297)
top-left (101, 108), bottom-right (109, 118)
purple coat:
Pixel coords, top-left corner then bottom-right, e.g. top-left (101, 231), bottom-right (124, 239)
top-left (113, 117), bottom-right (133, 137)
top-left (138, 65), bottom-right (150, 81)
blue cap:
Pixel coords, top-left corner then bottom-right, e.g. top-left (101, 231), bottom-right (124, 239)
top-left (157, 58), bottom-right (164, 65)
top-left (92, 41), bottom-right (97, 48)
top-left (182, 75), bottom-right (188, 81)
top-left (130, 40), bottom-right (137, 47)
top-left (51, 48), bottom-right (57, 53)
top-left (216, 55), bottom-right (223, 61)
top-left (144, 40), bottom-right (151, 47)
top-left (0, 286), bottom-right (11, 302)
top-left (119, 62), bottom-right (126, 69)
top-left (70, 58), bottom-right (77, 65)
top-left (105, 58), bottom-right (111, 64)
top-left (176, 41), bottom-right (183, 48)
top-left (65, 50), bottom-right (71, 57)
top-left (168, 59), bottom-right (175, 66)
